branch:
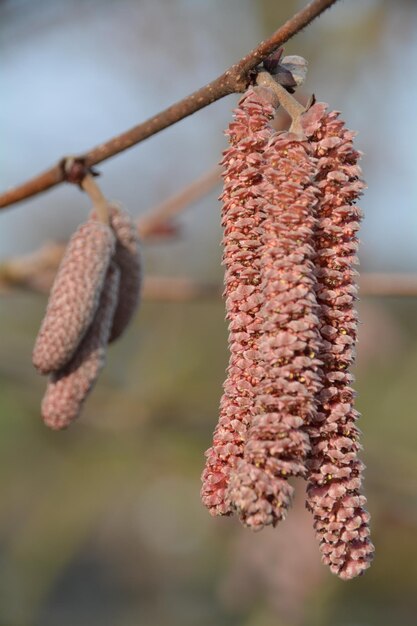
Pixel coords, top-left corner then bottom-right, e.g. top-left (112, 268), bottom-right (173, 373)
top-left (141, 277), bottom-right (219, 301)
top-left (0, 0), bottom-right (338, 210)
top-left (137, 165), bottom-right (221, 238)
top-left (359, 273), bottom-right (417, 297)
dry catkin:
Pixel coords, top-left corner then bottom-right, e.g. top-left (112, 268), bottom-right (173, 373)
top-left (228, 131), bottom-right (323, 529)
top-left (301, 103), bottom-right (374, 580)
top-left (201, 87), bottom-right (278, 516)
top-left (41, 263), bottom-right (120, 430)
top-left (107, 205), bottom-right (142, 343)
top-left (32, 219), bottom-right (115, 374)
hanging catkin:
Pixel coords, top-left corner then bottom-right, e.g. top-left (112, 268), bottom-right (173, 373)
top-left (41, 263), bottom-right (120, 430)
top-left (32, 218), bottom-right (115, 374)
top-left (228, 130), bottom-right (323, 529)
top-left (201, 87), bottom-right (278, 516)
top-left (107, 205), bottom-right (142, 342)
top-left (301, 103), bottom-right (374, 579)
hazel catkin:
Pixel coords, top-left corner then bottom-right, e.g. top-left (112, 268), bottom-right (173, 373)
top-left (32, 218), bottom-right (115, 374)
top-left (228, 130), bottom-right (323, 529)
top-left (107, 205), bottom-right (142, 343)
top-left (41, 263), bottom-right (120, 430)
top-left (301, 102), bottom-right (374, 580)
top-left (201, 87), bottom-right (278, 516)
top-left (201, 81), bottom-right (373, 580)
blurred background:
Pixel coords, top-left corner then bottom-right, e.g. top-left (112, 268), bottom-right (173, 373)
top-left (1, 0), bottom-right (417, 624)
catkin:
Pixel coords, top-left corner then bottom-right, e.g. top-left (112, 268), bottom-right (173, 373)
top-left (200, 79), bottom-right (373, 579)
top-left (41, 263), bottom-right (120, 430)
top-left (107, 205), bottom-right (142, 342)
top-left (201, 87), bottom-right (278, 516)
top-left (33, 219), bottom-right (115, 374)
top-left (228, 131), bottom-right (323, 529)
top-left (302, 103), bottom-right (374, 580)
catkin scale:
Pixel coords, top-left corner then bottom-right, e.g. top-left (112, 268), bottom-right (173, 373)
top-left (41, 263), bottom-right (120, 430)
top-left (32, 219), bottom-right (115, 374)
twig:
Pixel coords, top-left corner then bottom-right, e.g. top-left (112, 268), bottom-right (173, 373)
top-left (80, 172), bottom-right (110, 224)
top-left (359, 273), bottom-right (417, 297)
top-left (0, 0), bottom-right (339, 210)
top-left (0, 242), bottom-right (65, 294)
top-left (141, 276), bottom-right (219, 301)
top-left (137, 165), bottom-right (221, 237)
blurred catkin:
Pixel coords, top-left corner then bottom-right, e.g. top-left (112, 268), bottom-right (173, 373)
top-left (107, 205), bottom-right (142, 343)
top-left (302, 103), bottom-right (374, 580)
top-left (201, 87), bottom-right (278, 516)
top-left (32, 219), bottom-right (115, 374)
top-left (228, 130), bottom-right (323, 529)
top-left (41, 263), bottom-right (120, 430)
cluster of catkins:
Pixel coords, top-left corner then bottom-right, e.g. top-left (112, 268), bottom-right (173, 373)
top-left (33, 205), bottom-right (142, 430)
top-left (201, 85), bottom-right (374, 580)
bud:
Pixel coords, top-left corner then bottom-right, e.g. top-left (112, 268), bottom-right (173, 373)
top-left (33, 219), bottom-right (115, 374)
top-left (41, 263), bottom-right (120, 430)
top-left (281, 55), bottom-right (308, 87)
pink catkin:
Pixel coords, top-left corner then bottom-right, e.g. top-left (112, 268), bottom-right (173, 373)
top-left (228, 131), bottom-right (323, 529)
top-left (33, 219), bottom-right (115, 374)
top-left (302, 103), bottom-right (374, 579)
top-left (201, 87), bottom-right (279, 516)
top-left (42, 263), bottom-right (120, 430)
top-left (107, 205), bottom-right (142, 343)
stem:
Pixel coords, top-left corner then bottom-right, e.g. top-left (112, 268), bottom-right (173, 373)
top-left (0, 0), bottom-right (339, 210)
top-left (257, 72), bottom-right (306, 136)
top-left (81, 173), bottom-right (109, 224)
top-left (137, 165), bottom-right (221, 237)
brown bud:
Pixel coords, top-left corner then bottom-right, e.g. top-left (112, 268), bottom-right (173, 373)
top-left (41, 263), bottom-right (120, 430)
top-left (32, 219), bottom-right (115, 374)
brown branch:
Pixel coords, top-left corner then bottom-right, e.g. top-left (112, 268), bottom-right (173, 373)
top-left (141, 277), bottom-right (219, 301)
top-left (0, 242), bottom-right (66, 294)
top-left (0, 0), bottom-right (338, 210)
top-left (359, 273), bottom-right (417, 297)
top-left (137, 165), bottom-right (221, 238)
